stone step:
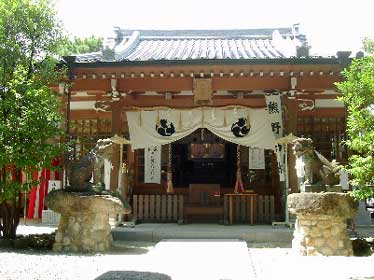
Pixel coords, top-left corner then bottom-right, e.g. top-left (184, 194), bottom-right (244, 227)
top-left (112, 223), bottom-right (294, 244)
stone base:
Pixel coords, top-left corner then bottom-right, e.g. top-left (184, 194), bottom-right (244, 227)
top-left (45, 190), bottom-right (131, 253)
top-left (292, 215), bottom-right (353, 256)
top-left (54, 213), bottom-right (112, 252)
top-left (288, 192), bottom-right (357, 256)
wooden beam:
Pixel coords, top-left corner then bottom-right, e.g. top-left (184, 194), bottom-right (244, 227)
top-left (212, 77), bottom-right (290, 91)
top-left (119, 95), bottom-right (266, 108)
top-left (71, 74), bottom-right (342, 93)
top-left (70, 110), bottom-right (111, 120)
top-left (72, 79), bottom-right (111, 92)
top-left (298, 108), bottom-right (346, 117)
top-left (118, 78), bottom-right (192, 92)
top-left (296, 76), bottom-right (342, 91)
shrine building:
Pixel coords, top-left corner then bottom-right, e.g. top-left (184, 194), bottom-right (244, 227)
top-left (58, 24), bottom-right (351, 224)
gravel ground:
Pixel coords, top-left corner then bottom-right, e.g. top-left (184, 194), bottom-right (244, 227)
top-left (1, 242), bottom-right (157, 280)
top-left (249, 247), bottom-right (374, 280)
top-left (2, 243), bottom-right (374, 280)
top-left (1, 225), bottom-right (374, 280)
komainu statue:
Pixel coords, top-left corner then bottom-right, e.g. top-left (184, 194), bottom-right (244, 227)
top-left (292, 137), bottom-right (342, 192)
top-left (66, 138), bottom-right (113, 192)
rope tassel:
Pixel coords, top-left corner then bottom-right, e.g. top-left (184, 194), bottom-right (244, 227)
top-left (156, 110), bottom-right (160, 125)
top-left (178, 111), bottom-right (183, 130)
top-left (138, 111), bottom-right (142, 126)
top-left (223, 111), bottom-right (227, 127)
top-left (246, 109), bottom-right (251, 128)
top-left (166, 144), bottom-right (174, 193)
top-left (234, 145), bottom-right (244, 193)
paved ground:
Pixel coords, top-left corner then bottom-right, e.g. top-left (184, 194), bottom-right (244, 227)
top-left (112, 223), bottom-right (294, 244)
top-left (1, 223), bottom-right (374, 280)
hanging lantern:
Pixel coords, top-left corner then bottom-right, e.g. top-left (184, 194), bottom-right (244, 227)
top-left (234, 145), bottom-right (244, 193)
top-left (166, 143), bottom-right (174, 193)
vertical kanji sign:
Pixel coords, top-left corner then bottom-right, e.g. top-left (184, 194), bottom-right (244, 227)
top-left (265, 92), bottom-right (285, 181)
top-left (144, 146), bottom-right (161, 184)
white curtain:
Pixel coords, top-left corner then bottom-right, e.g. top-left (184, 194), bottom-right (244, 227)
top-left (203, 108), bottom-right (275, 149)
top-left (127, 109), bottom-right (202, 149)
top-left (126, 107), bottom-right (276, 150)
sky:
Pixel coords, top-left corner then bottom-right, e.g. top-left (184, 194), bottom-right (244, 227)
top-left (56, 0), bottom-right (374, 56)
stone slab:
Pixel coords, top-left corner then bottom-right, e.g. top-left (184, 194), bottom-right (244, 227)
top-left (354, 201), bottom-right (372, 226)
top-left (112, 224), bottom-right (293, 243)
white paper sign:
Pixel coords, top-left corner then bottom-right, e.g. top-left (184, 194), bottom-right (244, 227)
top-left (48, 180), bottom-right (62, 192)
top-left (248, 147), bottom-right (265, 169)
top-left (265, 92), bottom-right (285, 181)
top-left (144, 145), bottom-right (161, 184)
top-left (339, 169), bottom-right (349, 190)
top-left (104, 159), bottom-right (111, 190)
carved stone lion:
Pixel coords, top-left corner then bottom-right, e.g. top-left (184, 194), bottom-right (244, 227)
top-left (66, 138), bottom-right (113, 192)
top-left (292, 137), bottom-right (341, 189)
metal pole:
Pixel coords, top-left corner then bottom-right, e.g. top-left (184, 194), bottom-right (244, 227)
top-left (284, 143), bottom-right (289, 224)
top-left (62, 56), bottom-right (76, 188)
top-left (118, 143), bottom-right (123, 193)
top-left (23, 191), bottom-right (27, 225)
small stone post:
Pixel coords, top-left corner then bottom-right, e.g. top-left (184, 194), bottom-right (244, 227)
top-left (288, 192), bottom-right (357, 256)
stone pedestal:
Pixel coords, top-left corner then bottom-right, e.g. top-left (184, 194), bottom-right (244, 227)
top-left (288, 192), bottom-right (357, 256)
top-left (45, 190), bottom-right (131, 253)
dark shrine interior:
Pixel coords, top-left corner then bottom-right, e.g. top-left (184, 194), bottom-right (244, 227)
top-left (170, 129), bottom-right (237, 188)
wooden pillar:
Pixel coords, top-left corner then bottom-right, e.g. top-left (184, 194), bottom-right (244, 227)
top-left (126, 142), bottom-right (135, 194)
top-left (110, 102), bottom-right (121, 191)
top-left (285, 97), bottom-right (298, 193)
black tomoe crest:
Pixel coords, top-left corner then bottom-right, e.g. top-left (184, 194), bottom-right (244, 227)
top-left (231, 117), bottom-right (250, 137)
top-left (156, 119), bottom-right (175, 136)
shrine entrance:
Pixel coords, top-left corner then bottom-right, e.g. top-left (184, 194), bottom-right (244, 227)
top-left (171, 129), bottom-right (237, 187)
top-left (128, 107), bottom-right (280, 223)
top-left (169, 129), bottom-right (238, 222)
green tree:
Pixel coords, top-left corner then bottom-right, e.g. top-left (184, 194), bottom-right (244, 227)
top-left (0, 0), bottom-right (65, 238)
top-left (58, 35), bottom-right (103, 55)
top-left (336, 39), bottom-right (374, 200)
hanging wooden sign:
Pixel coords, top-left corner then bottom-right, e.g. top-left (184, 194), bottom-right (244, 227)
top-left (193, 78), bottom-right (212, 104)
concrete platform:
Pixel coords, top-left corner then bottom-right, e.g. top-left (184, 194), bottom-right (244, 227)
top-left (112, 223), bottom-right (294, 244)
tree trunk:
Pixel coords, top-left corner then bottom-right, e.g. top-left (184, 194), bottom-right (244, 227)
top-left (0, 167), bottom-right (21, 239)
top-left (0, 200), bottom-right (20, 239)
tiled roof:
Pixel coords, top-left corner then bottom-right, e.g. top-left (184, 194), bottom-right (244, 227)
top-left (76, 24), bottom-right (308, 63)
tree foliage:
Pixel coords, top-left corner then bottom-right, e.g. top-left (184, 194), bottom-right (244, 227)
top-left (58, 35), bottom-right (103, 55)
top-left (0, 0), bottom-right (65, 238)
top-left (336, 39), bottom-right (374, 199)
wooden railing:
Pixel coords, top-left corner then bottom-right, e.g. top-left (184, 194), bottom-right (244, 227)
top-left (131, 194), bottom-right (274, 224)
top-left (132, 194), bottom-right (184, 223)
top-left (223, 195), bottom-right (275, 224)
